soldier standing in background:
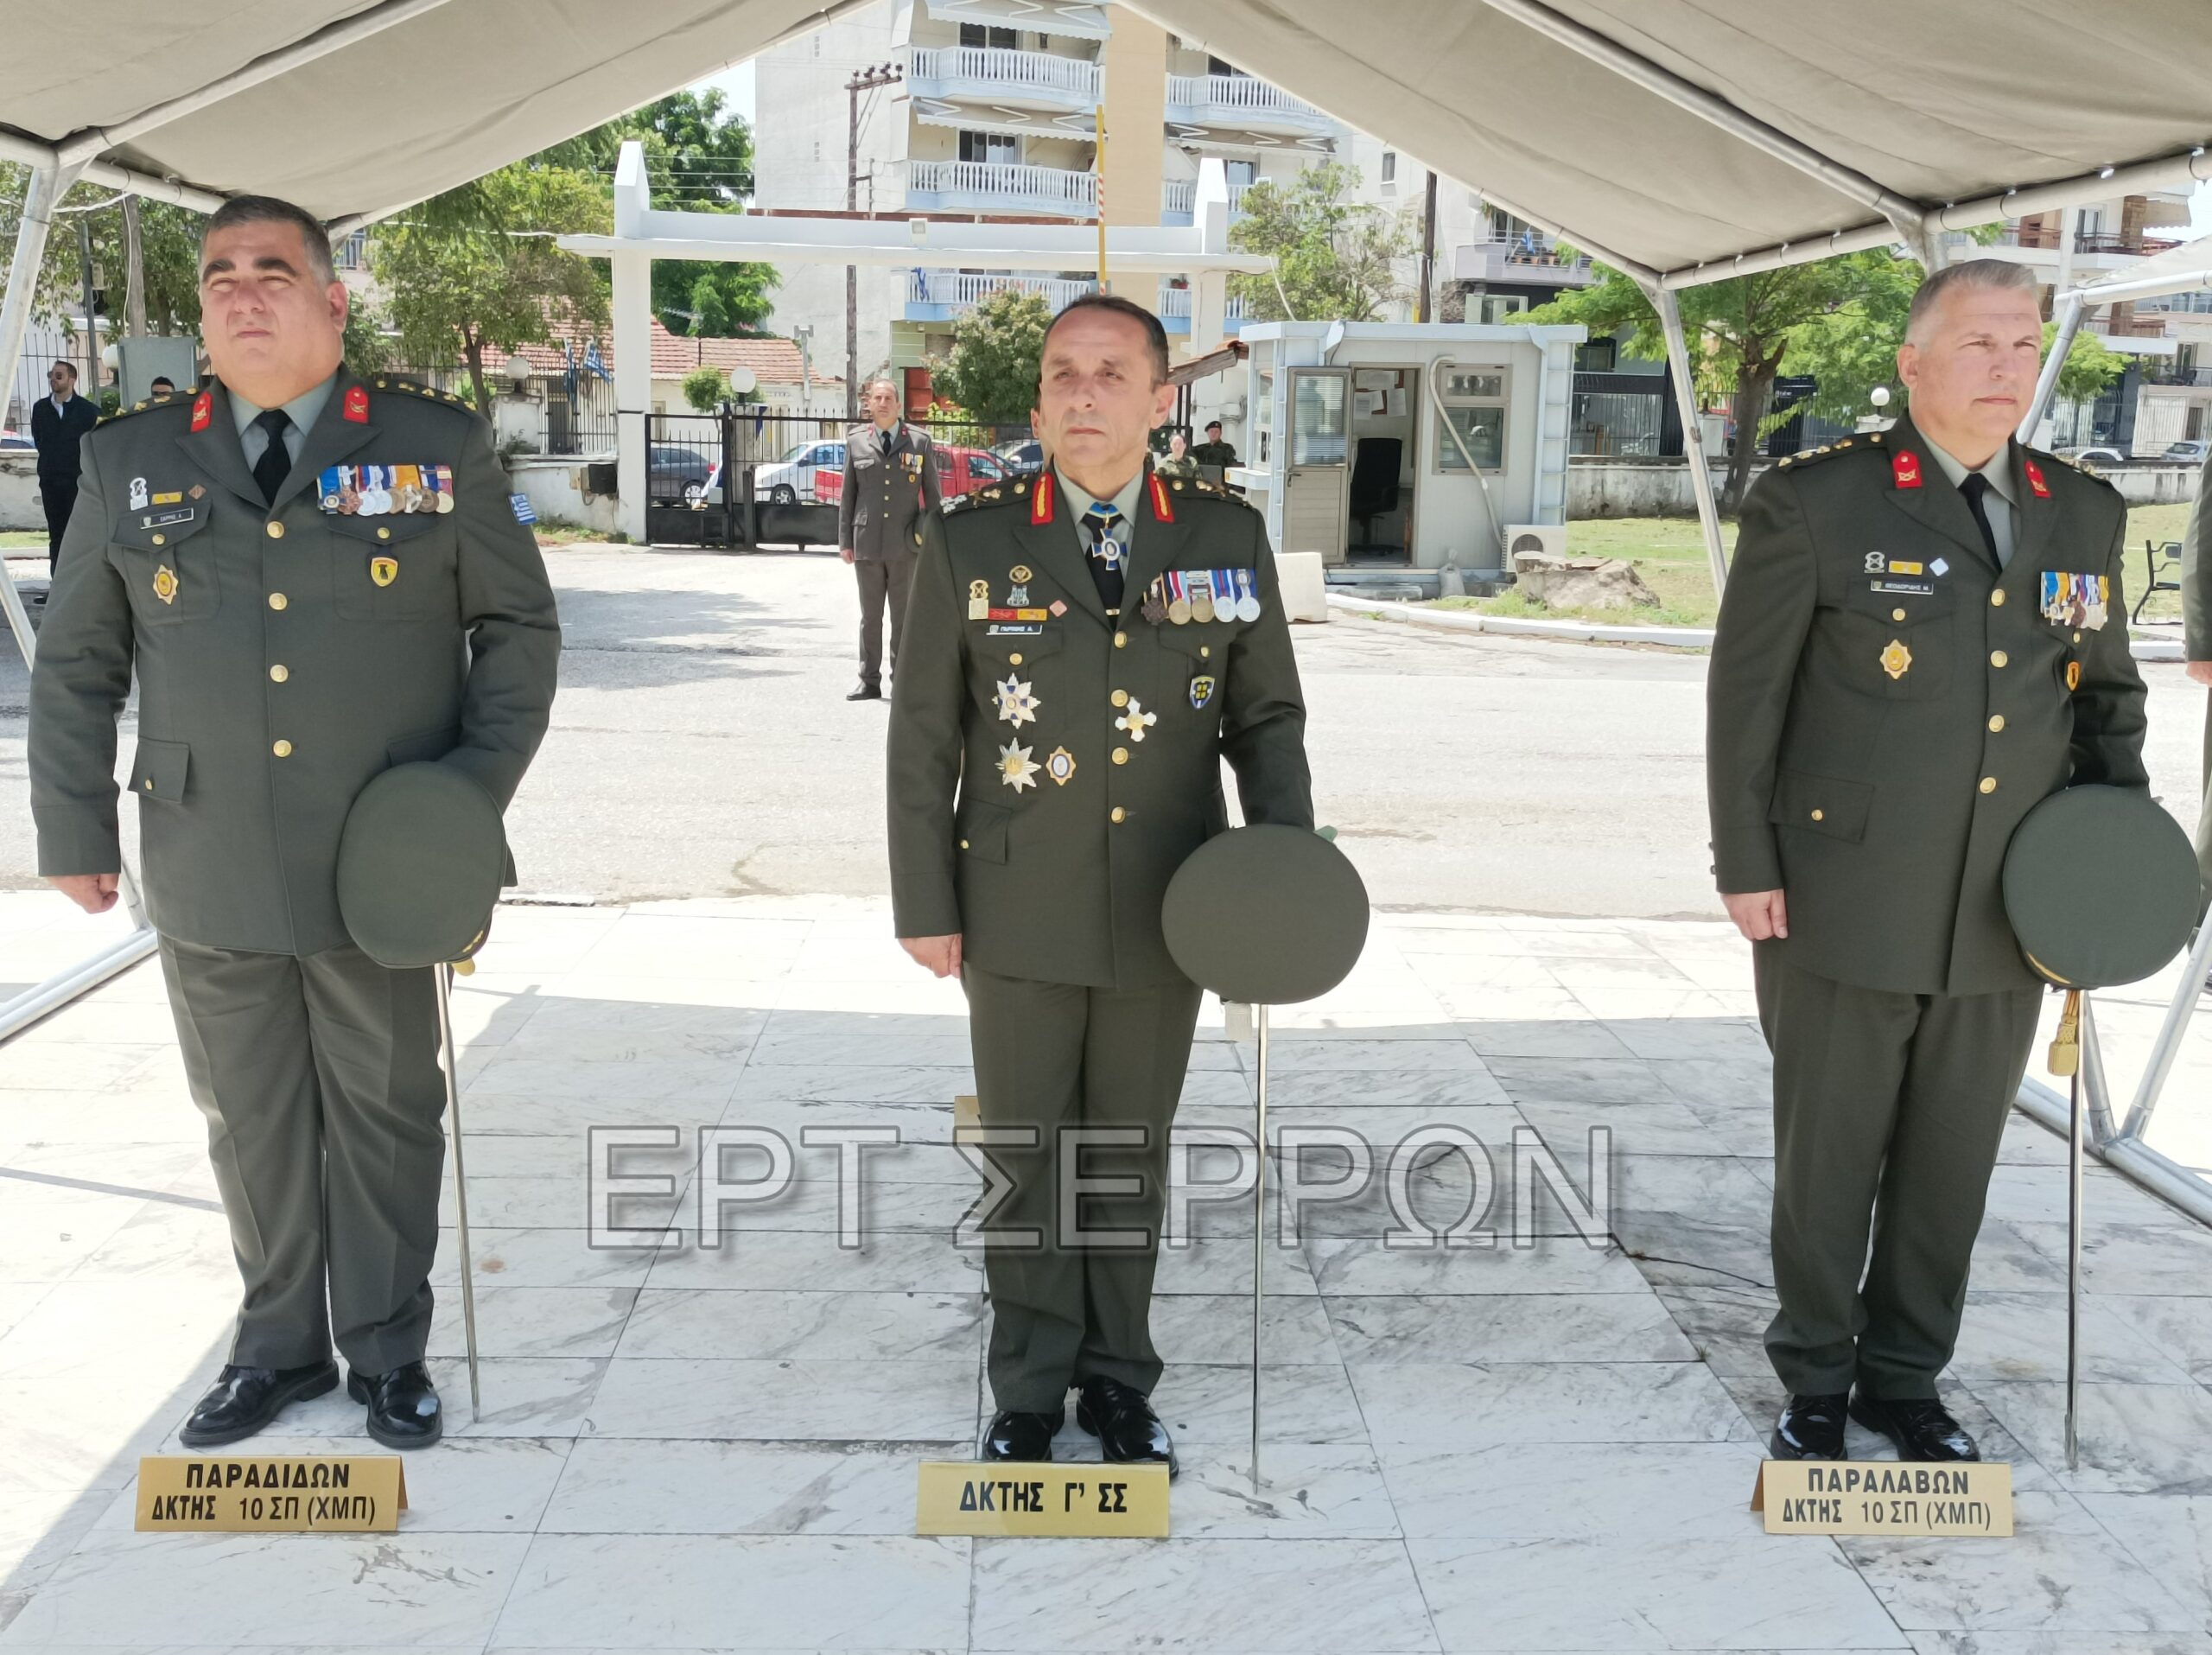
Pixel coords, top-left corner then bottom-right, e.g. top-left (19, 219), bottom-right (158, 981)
top-left (838, 375), bottom-right (941, 701)
top-left (1707, 259), bottom-right (2147, 1463)
top-left (887, 294), bottom-right (1313, 1474)
top-left (29, 194), bottom-right (561, 1449)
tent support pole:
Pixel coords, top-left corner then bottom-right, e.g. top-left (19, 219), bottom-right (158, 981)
top-left (2020, 293), bottom-right (2088, 445)
top-left (1649, 283), bottom-right (1729, 597)
top-left (1, 156), bottom-right (88, 672)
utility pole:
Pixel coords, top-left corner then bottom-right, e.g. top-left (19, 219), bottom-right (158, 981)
top-left (1418, 169), bottom-right (1438, 322)
top-left (845, 60), bottom-right (901, 421)
top-left (76, 216), bottom-right (99, 390)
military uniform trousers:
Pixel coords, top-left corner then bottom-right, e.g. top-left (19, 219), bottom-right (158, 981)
top-left (158, 935), bottom-right (446, 1373)
top-left (2197, 689), bottom-right (2212, 909)
top-left (855, 550), bottom-right (917, 691)
top-left (1756, 945), bottom-right (2043, 1399)
top-left (962, 958), bottom-right (1205, 1412)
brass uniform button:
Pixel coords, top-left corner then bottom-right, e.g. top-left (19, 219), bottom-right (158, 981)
top-left (1199, 646), bottom-right (1211, 659)
top-left (958, 838), bottom-right (969, 850)
top-left (376, 526), bottom-right (391, 540)
top-left (1987, 714), bottom-right (2004, 732)
top-left (143, 779), bottom-right (153, 791)
top-left (151, 532), bottom-right (166, 546)
top-left (265, 521), bottom-right (284, 539)
top-left (1114, 631), bottom-right (1128, 648)
top-left (1112, 748), bottom-right (1128, 765)
top-left (269, 665), bottom-right (289, 683)
top-left (1810, 809), bottom-right (1824, 822)
top-left (1979, 776), bottom-right (1997, 794)
top-left (1111, 689), bottom-right (1129, 707)
top-left (1891, 608), bottom-right (1906, 621)
top-left (1989, 650), bottom-right (2007, 668)
top-left (1109, 806), bottom-right (1126, 824)
top-left (268, 593), bottom-right (288, 611)
top-left (1008, 652), bottom-right (1023, 666)
top-left (2073, 630), bottom-right (2082, 644)
top-left (272, 740), bottom-right (294, 758)
top-left (1990, 589), bottom-right (2005, 607)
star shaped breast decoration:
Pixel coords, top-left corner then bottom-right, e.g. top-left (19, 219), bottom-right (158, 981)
top-left (994, 674), bottom-right (1039, 726)
top-left (1114, 699), bottom-right (1158, 742)
top-left (998, 741), bottom-right (1041, 792)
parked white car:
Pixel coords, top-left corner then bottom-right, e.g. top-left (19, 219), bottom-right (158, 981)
top-left (752, 438), bottom-right (846, 505)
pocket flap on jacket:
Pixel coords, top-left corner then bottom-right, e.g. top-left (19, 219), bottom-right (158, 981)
top-left (957, 799), bottom-right (1011, 865)
top-left (129, 738), bottom-right (190, 803)
top-left (328, 512), bottom-right (440, 545)
top-left (1767, 767), bottom-right (1872, 843)
top-left (387, 724), bottom-right (460, 767)
top-left (111, 504), bottom-right (211, 552)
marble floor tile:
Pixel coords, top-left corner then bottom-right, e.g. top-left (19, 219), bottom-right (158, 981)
top-left (1152, 1237), bottom-right (1319, 1296)
top-left (1908, 1635), bottom-right (2212, 1654)
top-left (246, 1358), bottom-right (609, 1442)
top-left (2075, 1492), bottom-right (2212, 1621)
top-left (1973, 1379), bottom-right (2212, 1494)
top-left (429, 1227), bottom-right (671, 1290)
top-left (423, 1286), bottom-right (639, 1361)
top-left (1459, 1017), bottom-right (1634, 1060)
top-left (1409, 1531), bottom-right (1904, 1651)
top-left (1153, 1360), bottom-right (1373, 1447)
top-left (1378, 1440), bottom-right (1763, 1538)
top-left (1264, 1038), bottom-right (1483, 1073)
top-left (1351, 1361), bottom-right (1749, 1449)
top-left (1148, 1291), bottom-right (1340, 1365)
top-left (581, 1356), bottom-right (977, 1442)
top-left (613, 1288), bottom-right (980, 1362)
top-left (467, 1054), bottom-right (743, 1106)
top-left (1516, 1098), bottom-right (1724, 1159)
top-left (540, 1437), bottom-right (940, 1534)
top-left (2104, 1295), bottom-right (2212, 1384)
top-left (711, 1098), bottom-right (966, 1153)
top-left (1306, 1235), bottom-right (1645, 1295)
top-left (1482, 1054), bottom-right (1676, 1104)
top-left (1325, 1292), bottom-right (1698, 1365)
top-left (727, 1063), bottom-right (973, 1105)
top-left (1948, 1291), bottom-right (2196, 1387)
top-left (969, 1536), bottom-right (1440, 1652)
top-left (491, 1533), bottom-right (969, 1649)
top-left (1164, 1443), bottom-right (1402, 1537)
top-left (639, 1228), bottom-right (983, 1293)
top-left (1652, 1283), bottom-right (1779, 1378)
top-left (1608, 1152), bottom-right (1776, 1225)
top-left (493, 999), bottom-right (768, 1063)
top-left (1258, 1069), bottom-right (1513, 1111)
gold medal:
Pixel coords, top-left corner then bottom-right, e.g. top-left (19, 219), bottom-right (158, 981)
top-left (1191, 570), bottom-right (1217, 625)
top-left (152, 564), bottom-right (178, 605)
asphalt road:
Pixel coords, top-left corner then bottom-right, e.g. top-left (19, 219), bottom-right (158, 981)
top-left (3, 544), bottom-right (2204, 919)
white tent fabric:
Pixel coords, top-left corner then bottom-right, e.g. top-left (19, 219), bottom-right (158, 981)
top-left (3, 0), bottom-right (2209, 275)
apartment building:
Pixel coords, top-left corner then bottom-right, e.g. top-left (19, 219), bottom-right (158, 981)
top-left (753, 0), bottom-right (1468, 409)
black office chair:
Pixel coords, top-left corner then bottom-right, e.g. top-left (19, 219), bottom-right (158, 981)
top-left (1349, 436), bottom-right (1402, 552)
top-left (2135, 539), bottom-right (2183, 622)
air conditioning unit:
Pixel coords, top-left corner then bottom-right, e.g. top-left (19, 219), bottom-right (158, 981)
top-left (1503, 524), bottom-right (1566, 565)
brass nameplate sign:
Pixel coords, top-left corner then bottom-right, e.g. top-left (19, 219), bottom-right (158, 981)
top-left (1751, 1459), bottom-right (2012, 1537)
top-left (915, 1461), bottom-right (1169, 1537)
top-left (135, 1455), bottom-right (409, 1532)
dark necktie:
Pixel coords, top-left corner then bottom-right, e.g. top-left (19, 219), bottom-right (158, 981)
top-left (251, 409), bottom-right (294, 505)
top-left (1958, 472), bottom-right (2000, 566)
top-left (880, 428), bottom-right (894, 456)
top-left (1079, 501), bottom-right (1127, 613)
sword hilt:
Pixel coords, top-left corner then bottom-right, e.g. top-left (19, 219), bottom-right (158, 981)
top-left (2049, 988), bottom-right (2083, 1078)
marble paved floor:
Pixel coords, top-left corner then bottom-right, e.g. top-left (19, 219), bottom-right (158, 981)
top-left (5, 891), bottom-right (2212, 1653)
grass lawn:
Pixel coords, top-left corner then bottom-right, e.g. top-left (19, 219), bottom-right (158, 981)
top-left (1, 531), bottom-right (46, 550)
top-left (1430, 504), bottom-right (2196, 630)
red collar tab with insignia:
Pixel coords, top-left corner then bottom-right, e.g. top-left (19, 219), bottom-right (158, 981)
top-left (2024, 457), bottom-right (2050, 499)
top-left (189, 390), bottom-right (213, 433)
top-left (1148, 472), bottom-right (1175, 524)
top-left (1891, 449), bottom-right (1923, 490)
top-left (343, 385), bottom-right (370, 423)
top-left (1030, 469), bottom-right (1055, 526)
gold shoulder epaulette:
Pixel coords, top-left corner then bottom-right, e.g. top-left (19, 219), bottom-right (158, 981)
top-left (366, 373), bottom-right (469, 408)
top-left (1774, 434), bottom-right (1873, 471)
top-left (2037, 448), bottom-right (2119, 490)
top-left (1184, 474), bottom-right (1256, 507)
top-left (95, 384), bottom-right (202, 428)
top-left (946, 479), bottom-right (1029, 515)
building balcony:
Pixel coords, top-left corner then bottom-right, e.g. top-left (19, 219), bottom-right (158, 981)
top-left (1156, 283), bottom-right (1249, 334)
top-left (1160, 177), bottom-right (1253, 225)
top-left (905, 45), bottom-right (1100, 113)
top-left (904, 270), bottom-right (1099, 321)
top-left (1165, 73), bottom-right (1337, 137)
top-left (1452, 236), bottom-right (1595, 288)
top-left (906, 159), bottom-right (1098, 220)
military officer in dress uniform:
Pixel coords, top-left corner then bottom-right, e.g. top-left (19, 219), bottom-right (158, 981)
top-left (1708, 259), bottom-right (2148, 1463)
top-left (2179, 449), bottom-right (2212, 926)
top-left (838, 375), bottom-right (941, 701)
top-left (887, 294), bottom-right (1313, 1474)
top-left (29, 194), bottom-right (561, 1449)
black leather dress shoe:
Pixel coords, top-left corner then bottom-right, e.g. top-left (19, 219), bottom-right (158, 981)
top-left (180, 1360), bottom-right (340, 1448)
top-left (1770, 1392), bottom-right (1849, 1460)
top-left (1076, 1376), bottom-right (1177, 1478)
top-left (982, 1407), bottom-right (1062, 1462)
top-left (348, 1361), bottom-right (443, 1449)
top-left (847, 683), bottom-right (883, 701)
top-left (1850, 1391), bottom-right (1980, 1461)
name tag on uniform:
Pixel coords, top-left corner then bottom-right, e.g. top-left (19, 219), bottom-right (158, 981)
top-left (137, 507), bottom-right (195, 530)
top-left (987, 623), bottom-right (1043, 636)
top-left (319, 463), bottom-right (455, 517)
top-left (1871, 578), bottom-right (1936, 596)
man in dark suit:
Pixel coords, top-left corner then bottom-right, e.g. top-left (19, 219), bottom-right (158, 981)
top-left (30, 360), bottom-right (101, 572)
top-left (1708, 259), bottom-right (2147, 1463)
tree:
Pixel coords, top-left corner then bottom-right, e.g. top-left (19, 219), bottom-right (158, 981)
top-left (681, 365), bottom-right (728, 411)
top-left (555, 89), bottom-right (777, 337)
top-left (930, 286), bottom-right (1052, 424)
top-left (369, 161), bottom-right (611, 413)
top-left (1529, 251), bottom-right (1917, 511)
top-left (0, 163), bottom-right (204, 337)
top-left (1226, 162), bottom-right (1418, 324)
top-left (2045, 321), bottom-right (2128, 407)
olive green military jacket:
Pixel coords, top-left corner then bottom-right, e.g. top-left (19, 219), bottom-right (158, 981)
top-left (838, 422), bottom-right (941, 560)
top-left (29, 366), bottom-right (562, 957)
top-left (2182, 453), bottom-right (2209, 661)
top-left (1707, 417), bottom-right (2148, 996)
top-left (888, 463), bottom-right (1314, 990)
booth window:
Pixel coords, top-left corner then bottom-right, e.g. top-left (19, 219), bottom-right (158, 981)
top-left (1434, 367), bottom-right (1507, 473)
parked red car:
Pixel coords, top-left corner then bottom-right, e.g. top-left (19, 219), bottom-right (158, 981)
top-left (812, 443), bottom-right (1009, 506)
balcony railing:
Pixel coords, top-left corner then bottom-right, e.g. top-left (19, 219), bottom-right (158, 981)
top-left (907, 159), bottom-right (1097, 215)
top-left (1473, 235), bottom-right (1591, 271)
top-left (1165, 73), bottom-right (1332, 128)
top-left (906, 271), bottom-right (1098, 311)
top-left (1163, 178), bottom-right (1255, 219)
top-left (1156, 286), bottom-right (1248, 321)
top-left (906, 44), bottom-right (1100, 101)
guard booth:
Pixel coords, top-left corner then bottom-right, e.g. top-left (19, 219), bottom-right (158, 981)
top-left (1230, 321), bottom-right (1583, 584)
